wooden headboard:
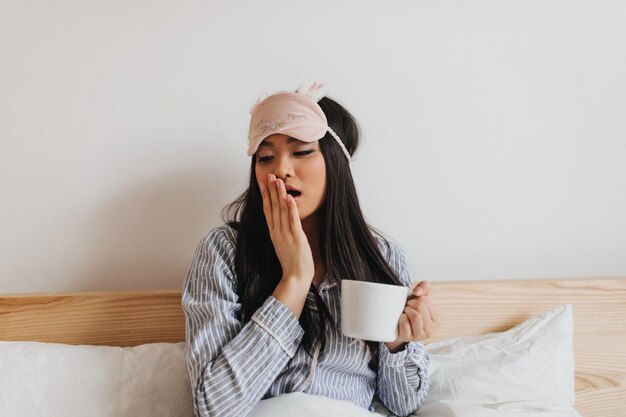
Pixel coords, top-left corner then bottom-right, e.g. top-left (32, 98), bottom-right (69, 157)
top-left (1, 276), bottom-right (624, 417)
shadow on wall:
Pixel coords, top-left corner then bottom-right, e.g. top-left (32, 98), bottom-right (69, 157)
top-left (76, 167), bottom-right (246, 292)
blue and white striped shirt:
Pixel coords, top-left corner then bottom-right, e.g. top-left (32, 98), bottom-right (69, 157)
top-left (182, 224), bottom-right (429, 417)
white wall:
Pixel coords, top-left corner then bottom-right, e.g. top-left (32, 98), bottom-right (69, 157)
top-left (1, 0), bottom-right (625, 294)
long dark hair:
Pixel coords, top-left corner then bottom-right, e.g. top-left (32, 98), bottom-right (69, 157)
top-left (221, 95), bottom-right (404, 370)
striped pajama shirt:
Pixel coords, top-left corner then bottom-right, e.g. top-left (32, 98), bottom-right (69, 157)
top-left (182, 224), bottom-right (430, 417)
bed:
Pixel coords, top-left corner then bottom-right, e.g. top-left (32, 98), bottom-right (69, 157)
top-left (1, 276), bottom-right (624, 417)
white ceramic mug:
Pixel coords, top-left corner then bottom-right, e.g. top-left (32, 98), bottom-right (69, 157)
top-left (340, 280), bottom-right (411, 342)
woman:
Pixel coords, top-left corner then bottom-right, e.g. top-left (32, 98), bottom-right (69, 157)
top-left (182, 81), bottom-right (440, 417)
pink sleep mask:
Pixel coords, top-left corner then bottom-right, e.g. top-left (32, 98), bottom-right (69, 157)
top-left (247, 81), bottom-right (351, 161)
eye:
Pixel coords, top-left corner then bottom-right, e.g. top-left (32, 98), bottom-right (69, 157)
top-left (257, 149), bottom-right (315, 164)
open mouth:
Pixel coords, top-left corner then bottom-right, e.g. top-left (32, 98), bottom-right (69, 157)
top-left (286, 190), bottom-right (302, 200)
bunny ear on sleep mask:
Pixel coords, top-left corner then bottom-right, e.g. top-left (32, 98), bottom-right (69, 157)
top-left (295, 80), bottom-right (329, 102)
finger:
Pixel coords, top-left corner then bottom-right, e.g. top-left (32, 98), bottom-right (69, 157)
top-left (259, 181), bottom-right (273, 230)
top-left (405, 299), bottom-right (432, 336)
top-left (410, 297), bottom-right (439, 336)
top-left (406, 298), bottom-right (425, 310)
top-left (418, 281), bottom-right (430, 296)
top-left (404, 305), bottom-right (423, 340)
top-left (418, 301), bottom-right (433, 332)
top-left (398, 313), bottom-right (411, 341)
top-left (413, 281), bottom-right (430, 297)
top-left (268, 175), bottom-right (281, 232)
top-left (412, 285), bottom-right (424, 297)
top-left (287, 192), bottom-right (302, 235)
top-left (416, 299), bottom-right (434, 338)
top-left (423, 297), bottom-right (441, 329)
top-left (277, 179), bottom-right (291, 235)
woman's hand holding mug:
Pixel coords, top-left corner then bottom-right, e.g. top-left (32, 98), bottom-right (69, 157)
top-left (385, 281), bottom-right (441, 353)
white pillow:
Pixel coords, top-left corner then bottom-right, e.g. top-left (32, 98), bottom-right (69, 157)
top-left (0, 305), bottom-right (579, 417)
top-left (0, 341), bottom-right (193, 417)
top-left (417, 304), bottom-right (581, 417)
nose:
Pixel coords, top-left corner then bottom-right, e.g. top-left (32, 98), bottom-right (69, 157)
top-left (273, 154), bottom-right (294, 179)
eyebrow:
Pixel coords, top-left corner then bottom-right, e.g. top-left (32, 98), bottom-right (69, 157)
top-left (258, 137), bottom-right (304, 148)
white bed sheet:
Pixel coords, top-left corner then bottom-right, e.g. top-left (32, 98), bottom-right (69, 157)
top-left (250, 392), bottom-right (583, 417)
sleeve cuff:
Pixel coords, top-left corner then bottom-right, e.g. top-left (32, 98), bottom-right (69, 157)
top-left (379, 340), bottom-right (427, 367)
top-left (251, 296), bottom-right (305, 357)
